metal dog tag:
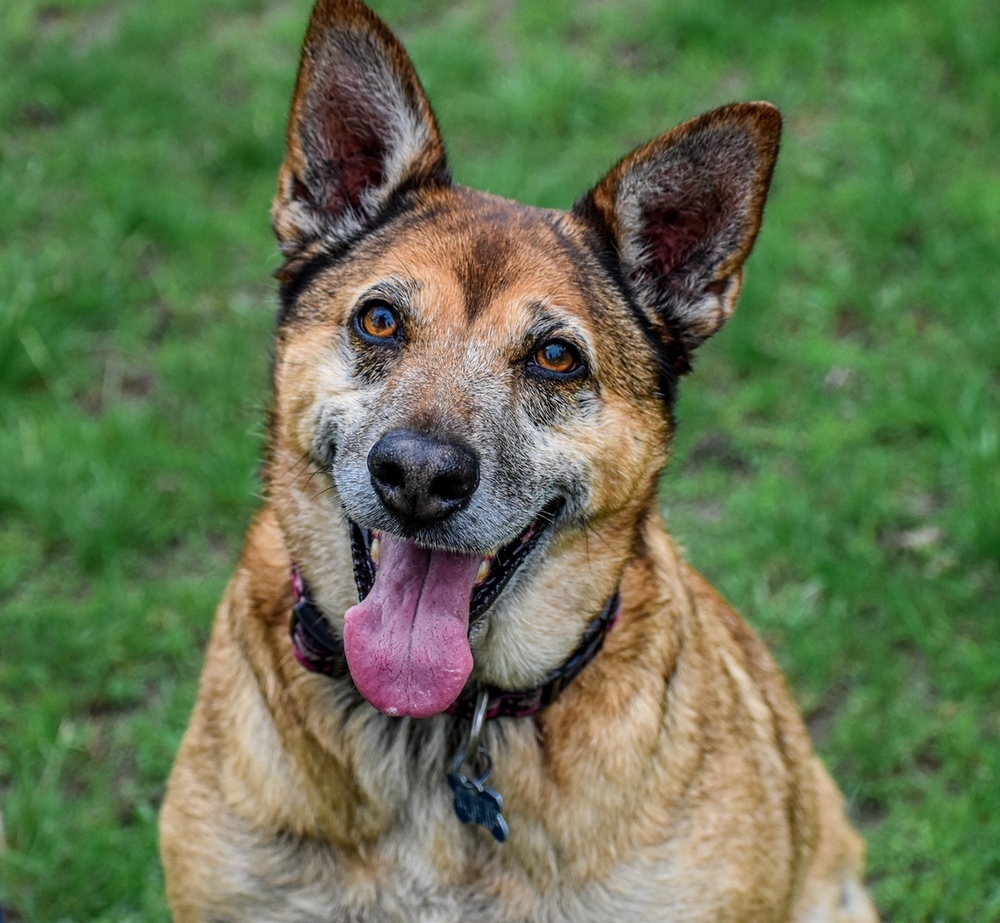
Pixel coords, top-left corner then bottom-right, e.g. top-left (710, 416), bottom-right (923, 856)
top-left (447, 688), bottom-right (509, 842)
top-left (447, 749), bottom-right (509, 842)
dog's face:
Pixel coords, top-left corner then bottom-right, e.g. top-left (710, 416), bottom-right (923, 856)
top-left (266, 0), bottom-right (780, 718)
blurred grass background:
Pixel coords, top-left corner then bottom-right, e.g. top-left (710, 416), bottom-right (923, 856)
top-left (1, 0), bottom-right (998, 919)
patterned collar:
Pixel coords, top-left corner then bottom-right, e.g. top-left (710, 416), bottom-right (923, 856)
top-left (289, 563), bottom-right (620, 720)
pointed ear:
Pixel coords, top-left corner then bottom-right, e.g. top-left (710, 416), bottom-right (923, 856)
top-left (272, 0), bottom-right (450, 255)
top-left (574, 102), bottom-right (781, 366)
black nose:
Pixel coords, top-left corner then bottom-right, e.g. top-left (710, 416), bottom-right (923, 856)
top-left (367, 430), bottom-right (480, 523)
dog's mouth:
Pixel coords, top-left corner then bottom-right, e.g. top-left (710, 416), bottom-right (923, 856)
top-left (342, 499), bottom-right (563, 719)
top-left (349, 499), bottom-right (563, 622)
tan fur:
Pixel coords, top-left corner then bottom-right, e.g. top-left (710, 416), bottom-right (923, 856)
top-left (161, 2), bottom-right (877, 920)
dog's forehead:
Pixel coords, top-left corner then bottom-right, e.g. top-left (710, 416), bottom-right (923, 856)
top-left (362, 188), bottom-right (608, 328)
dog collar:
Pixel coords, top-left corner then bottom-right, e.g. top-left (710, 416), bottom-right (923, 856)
top-left (289, 563), bottom-right (620, 720)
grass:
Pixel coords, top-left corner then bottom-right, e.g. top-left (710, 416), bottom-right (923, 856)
top-left (1, 0), bottom-right (997, 919)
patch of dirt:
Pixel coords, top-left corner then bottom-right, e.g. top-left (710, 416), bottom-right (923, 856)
top-left (877, 521), bottom-right (955, 575)
top-left (36, 5), bottom-right (67, 29)
top-left (684, 430), bottom-right (753, 476)
top-left (77, 343), bottom-right (158, 417)
top-left (16, 104), bottom-right (62, 129)
top-left (834, 306), bottom-right (873, 343)
top-left (805, 682), bottom-right (850, 747)
top-left (36, 3), bottom-right (122, 53)
top-left (855, 792), bottom-right (889, 830)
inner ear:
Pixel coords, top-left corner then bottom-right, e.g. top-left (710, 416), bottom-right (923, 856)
top-left (576, 102), bottom-right (781, 356)
top-left (297, 44), bottom-right (392, 216)
top-left (273, 0), bottom-right (450, 253)
top-left (638, 190), bottom-right (725, 283)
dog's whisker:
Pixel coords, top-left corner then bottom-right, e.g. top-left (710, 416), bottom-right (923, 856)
top-left (307, 483), bottom-right (340, 503)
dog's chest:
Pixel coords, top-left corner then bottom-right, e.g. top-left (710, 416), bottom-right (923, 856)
top-left (232, 813), bottom-right (725, 923)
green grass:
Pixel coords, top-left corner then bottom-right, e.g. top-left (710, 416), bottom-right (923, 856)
top-left (1, 0), bottom-right (998, 919)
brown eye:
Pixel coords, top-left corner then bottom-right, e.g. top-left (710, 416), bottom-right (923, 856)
top-left (532, 340), bottom-right (584, 378)
top-left (357, 302), bottom-right (400, 341)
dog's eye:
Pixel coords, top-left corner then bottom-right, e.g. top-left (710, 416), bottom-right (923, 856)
top-left (356, 301), bottom-right (401, 341)
top-left (530, 340), bottom-right (585, 378)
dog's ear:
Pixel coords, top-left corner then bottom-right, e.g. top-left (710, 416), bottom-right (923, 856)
top-left (272, 0), bottom-right (450, 255)
top-left (574, 103), bottom-right (781, 369)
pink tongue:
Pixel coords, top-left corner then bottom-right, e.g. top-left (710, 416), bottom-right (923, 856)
top-left (343, 535), bottom-right (481, 718)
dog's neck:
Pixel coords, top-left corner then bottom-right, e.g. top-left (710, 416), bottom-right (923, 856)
top-left (290, 563), bottom-right (621, 721)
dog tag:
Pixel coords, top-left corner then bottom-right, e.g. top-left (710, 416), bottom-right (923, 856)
top-left (447, 749), bottom-right (509, 842)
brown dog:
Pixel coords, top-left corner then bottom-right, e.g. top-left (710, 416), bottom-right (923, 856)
top-left (159, 1), bottom-right (877, 920)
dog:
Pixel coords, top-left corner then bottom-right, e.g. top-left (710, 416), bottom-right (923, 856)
top-left (159, 1), bottom-right (878, 920)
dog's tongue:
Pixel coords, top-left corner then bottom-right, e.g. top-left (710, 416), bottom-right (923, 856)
top-left (343, 535), bottom-right (480, 718)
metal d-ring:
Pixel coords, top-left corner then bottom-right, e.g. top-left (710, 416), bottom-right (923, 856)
top-left (466, 687), bottom-right (489, 757)
top-left (450, 747), bottom-right (494, 787)
top-left (452, 688), bottom-right (491, 780)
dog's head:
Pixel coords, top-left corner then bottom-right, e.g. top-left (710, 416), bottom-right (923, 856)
top-left (266, 0), bottom-right (780, 718)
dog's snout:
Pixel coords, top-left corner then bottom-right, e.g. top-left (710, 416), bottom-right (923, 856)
top-left (368, 430), bottom-right (479, 523)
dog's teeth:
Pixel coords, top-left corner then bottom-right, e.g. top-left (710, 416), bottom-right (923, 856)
top-left (370, 536), bottom-right (381, 566)
top-left (475, 558), bottom-right (491, 585)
